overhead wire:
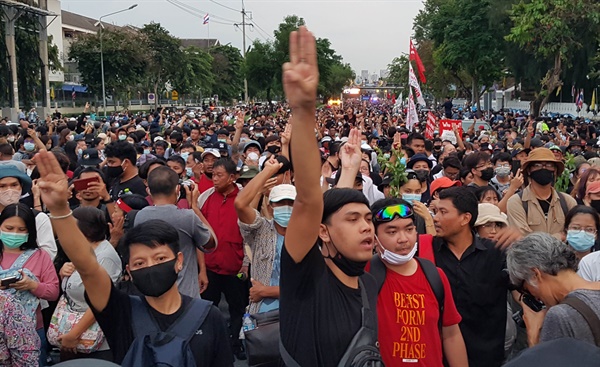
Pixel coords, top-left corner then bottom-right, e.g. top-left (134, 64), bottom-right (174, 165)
top-left (208, 0), bottom-right (240, 13)
top-left (167, 0), bottom-right (238, 23)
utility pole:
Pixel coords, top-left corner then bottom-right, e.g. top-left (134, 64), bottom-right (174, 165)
top-left (235, 1), bottom-right (252, 104)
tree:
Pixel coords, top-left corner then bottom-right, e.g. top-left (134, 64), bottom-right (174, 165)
top-left (386, 55), bottom-right (410, 92)
top-left (209, 44), bottom-right (244, 102)
top-left (69, 28), bottom-right (148, 103)
top-left (506, 0), bottom-right (600, 116)
top-left (139, 23), bottom-right (183, 109)
top-left (0, 13), bottom-right (61, 107)
top-left (321, 62), bottom-right (354, 100)
top-left (171, 46), bottom-right (214, 98)
top-left (245, 40), bottom-right (278, 101)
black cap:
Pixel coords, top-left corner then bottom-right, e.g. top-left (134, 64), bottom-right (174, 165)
top-left (80, 149), bottom-right (102, 166)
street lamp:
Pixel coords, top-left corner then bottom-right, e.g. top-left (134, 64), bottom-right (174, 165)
top-left (96, 4), bottom-right (138, 117)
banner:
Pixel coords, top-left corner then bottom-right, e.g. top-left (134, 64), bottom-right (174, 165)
top-left (409, 39), bottom-right (427, 83)
top-left (438, 119), bottom-right (463, 145)
top-left (425, 112), bottom-right (436, 139)
top-left (407, 90), bottom-right (419, 130)
top-left (408, 63), bottom-right (426, 107)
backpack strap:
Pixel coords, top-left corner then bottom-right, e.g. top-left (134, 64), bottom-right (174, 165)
top-left (518, 191), bottom-right (528, 217)
top-left (560, 296), bottom-right (600, 347)
top-left (418, 234), bottom-right (435, 264)
top-left (369, 255), bottom-right (386, 293)
top-left (557, 192), bottom-right (569, 218)
top-left (130, 295), bottom-right (212, 342)
top-left (415, 257), bottom-right (445, 335)
top-left (279, 339), bottom-right (301, 367)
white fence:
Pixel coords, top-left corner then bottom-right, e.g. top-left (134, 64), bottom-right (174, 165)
top-left (504, 100), bottom-right (596, 118)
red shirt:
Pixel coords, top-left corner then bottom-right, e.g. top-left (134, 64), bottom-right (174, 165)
top-left (197, 174), bottom-right (214, 194)
top-left (201, 186), bottom-right (243, 275)
top-left (374, 262), bottom-right (461, 367)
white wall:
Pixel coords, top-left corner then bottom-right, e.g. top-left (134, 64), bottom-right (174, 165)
top-left (47, 0), bottom-right (64, 83)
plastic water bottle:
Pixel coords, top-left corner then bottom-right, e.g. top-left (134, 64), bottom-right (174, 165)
top-left (242, 313), bottom-right (255, 332)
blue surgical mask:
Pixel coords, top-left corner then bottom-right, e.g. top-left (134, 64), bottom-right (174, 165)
top-left (77, 148), bottom-right (83, 156)
top-left (24, 142), bottom-right (35, 152)
top-left (383, 153), bottom-right (391, 160)
top-left (273, 205), bottom-right (293, 228)
top-left (255, 133), bottom-right (264, 138)
top-left (567, 230), bottom-right (596, 252)
top-left (402, 193), bottom-right (422, 203)
top-left (180, 152), bottom-right (189, 161)
top-left (0, 231), bottom-right (29, 249)
top-left (400, 157), bottom-right (407, 166)
top-left (144, 149), bottom-right (151, 155)
top-left (186, 167), bottom-right (193, 178)
top-left (118, 135), bottom-right (127, 141)
top-left (218, 139), bottom-right (227, 143)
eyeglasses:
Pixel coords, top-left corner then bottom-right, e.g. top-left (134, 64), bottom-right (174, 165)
top-left (374, 204), bottom-right (414, 223)
top-left (567, 227), bottom-right (597, 235)
top-left (481, 222), bottom-right (506, 230)
top-left (531, 162), bottom-right (557, 171)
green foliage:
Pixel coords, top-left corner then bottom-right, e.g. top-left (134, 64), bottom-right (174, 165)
top-left (0, 14), bottom-right (61, 107)
top-left (209, 44), bottom-right (244, 102)
top-left (377, 147), bottom-right (407, 198)
top-left (172, 46), bottom-right (214, 96)
top-left (245, 40), bottom-right (278, 101)
top-left (556, 153), bottom-right (575, 193)
top-left (386, 55), bottom-right (409, 92)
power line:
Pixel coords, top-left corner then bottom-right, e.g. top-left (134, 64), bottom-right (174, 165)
top-left (167, 0), bottom-right (238, 24)
top-left (252, 23), bottom-right (272, 41)
top-left (208, 0), bottom-right (239, 13)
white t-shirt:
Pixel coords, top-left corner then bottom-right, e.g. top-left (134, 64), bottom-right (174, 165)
top-left (577, 252), bottom-right (600, 281)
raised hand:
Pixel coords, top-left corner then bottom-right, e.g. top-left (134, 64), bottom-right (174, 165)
top-left (280, 124), bottom-right (292, 146)
top-left (340, 128), bottom-right (363, 171)
top-left (34, 151), bottom-right (70, 214)
top-left (282, 26), bottom-right (319, 110)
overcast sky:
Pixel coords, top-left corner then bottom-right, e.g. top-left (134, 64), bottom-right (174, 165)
top-left (61, 0), bottom-right (423, 74)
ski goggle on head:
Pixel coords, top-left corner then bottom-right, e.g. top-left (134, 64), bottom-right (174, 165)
top-left (374, 203), bottom-right (414, 223)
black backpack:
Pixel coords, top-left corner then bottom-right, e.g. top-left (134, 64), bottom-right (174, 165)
top-left (280, 277), bottom-right (384, 367)
top-left (121, 296), bottom-right (212, 367)
top-left (369, 255), bottom-right (445, 335)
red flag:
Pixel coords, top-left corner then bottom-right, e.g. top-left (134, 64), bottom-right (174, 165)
top-left (426, 112), bottom-right (436, 139)
top-left (391, 94), bottom-right (396, 105)
top-left (409, 40), bottom-right (426, 84)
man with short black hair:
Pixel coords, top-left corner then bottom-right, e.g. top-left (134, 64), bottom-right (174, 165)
top-left (135, 166), bottom-right (215, 298)
top-left (408, 133), bottom-right (426, 155)
top-left (432, 187), bottom-right (509, 367)
top-left (104, 141), bottom-right (147, 200)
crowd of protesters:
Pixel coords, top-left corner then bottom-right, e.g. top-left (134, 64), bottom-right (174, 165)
top-left (0, 25), bottom-right (600, 367)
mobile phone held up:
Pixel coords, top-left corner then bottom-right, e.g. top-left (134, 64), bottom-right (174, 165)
top-left (73, 177), bottom-right (100, 191)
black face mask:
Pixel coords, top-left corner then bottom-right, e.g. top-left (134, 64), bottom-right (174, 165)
top-left (529, 169), bottom-right (555, 186)
top-left (323, 228), bottom-right (367, 277)
top-left (590, 200), bottom-right (600, 214)
top-left (266, 145), bottom-right (281, 155)
top-left (480, 167), bottom-right (494, 181)
top-left (105, 165), bottom-right (124, 179)
top-left (130, 259), bottom-right (178, 298)
top-left (414, 169), bottom-right (430, 182)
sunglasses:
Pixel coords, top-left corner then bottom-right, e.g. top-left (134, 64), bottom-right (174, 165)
top-left (374, 204), bottom-right (414, 223)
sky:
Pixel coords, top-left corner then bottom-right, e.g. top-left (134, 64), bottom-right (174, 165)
top-left (61, 0), bottom-right (424, 75)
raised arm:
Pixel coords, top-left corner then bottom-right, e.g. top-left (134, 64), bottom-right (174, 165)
top-left (235, 158), bottom-right (282, 224)
top-left (283, 26), bottom-right (323, 263)
top-left (336, 128), bottom-right (362, 188)
top-left (34, 151), bottom-right (112, 312)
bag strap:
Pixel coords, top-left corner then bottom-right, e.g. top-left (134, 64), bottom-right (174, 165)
top-left (279, 339), bottom-right (301, 367)
top-left (557, 192), bottom-right (569, 218)
top-left (369, 255), bottom-right (386, 293)
top-left (415, 257), bottom-right (445, 335)
top-left (10, 249), bottom-right (37, 270)
top-left (417, 234), bottom-right (435, 264)
top-left (560, 296), bottom-right (600, 347)
top-left (129, 296), bottom-right (160, 338)
top-left (518, 191), bottom-right (528, 217)
top-left (358, 277), bottom-right (369, 311)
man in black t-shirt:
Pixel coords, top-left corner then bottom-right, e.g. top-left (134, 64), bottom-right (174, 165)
top-left (280, 27), bottom-right (378, 367)
top-left (104, 141), bottom-right (147, 201)
top-left (32, 152), bottom-right (234, 367)
top-left (443, 97), bottom-right (453, 118)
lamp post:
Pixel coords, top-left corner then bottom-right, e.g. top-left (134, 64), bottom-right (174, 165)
top-left (98, 4), bottom-right (138, 117)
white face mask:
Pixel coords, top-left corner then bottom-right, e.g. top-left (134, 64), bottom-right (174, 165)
top-left (377, 236), bottom-right (417, 266)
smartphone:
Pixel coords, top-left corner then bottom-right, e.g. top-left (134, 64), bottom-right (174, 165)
top-left (1, 275), bottom-right (20, 287)
top-left (73, 176), bottom-right (100, 191)
top-left (511, 160), bottom-right (521, 177)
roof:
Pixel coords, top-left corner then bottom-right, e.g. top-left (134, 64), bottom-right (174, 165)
top-left (180, 38), bottom-right (220, 50)
top-left (61, 10), bottom-right (121, 33)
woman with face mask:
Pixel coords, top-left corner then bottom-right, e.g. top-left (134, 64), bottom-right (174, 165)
top-left (0, 203), bottom-right (59, 365)
top-left (564, 205), bottom-right (599, 261)
top-left (400, 170), bottom-right (436, 235)
top-left (367, 198), bottom-right (467, 367)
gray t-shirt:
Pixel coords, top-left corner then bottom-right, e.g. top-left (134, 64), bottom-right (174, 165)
top-left (134, 204), bottom-right (210, 298)
top-left (540, 289), bottom-right (600, 345)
